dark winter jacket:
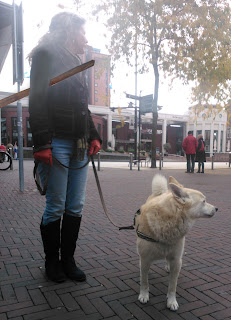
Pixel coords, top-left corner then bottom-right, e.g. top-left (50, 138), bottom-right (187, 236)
top-left (182, 134), bottom-right (198, 155)
top-left (29, 42), bottom-right (101, 150)
top-left (196, 138), bottom-right (206, 162)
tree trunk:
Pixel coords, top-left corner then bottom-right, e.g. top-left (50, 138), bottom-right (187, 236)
top-left (151, 61), bottom-right (159, 168)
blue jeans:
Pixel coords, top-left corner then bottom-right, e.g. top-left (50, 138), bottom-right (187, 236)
top-left (186, 154), bottom-right (195, 172)
top-left (38, 138), bottom-right (89, 225)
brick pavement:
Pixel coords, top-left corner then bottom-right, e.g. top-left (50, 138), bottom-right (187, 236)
top-left (0, 160), bottom-right (231, 320)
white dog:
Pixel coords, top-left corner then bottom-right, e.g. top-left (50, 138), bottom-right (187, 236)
top-left (136, 174), bottom-right (217, 311)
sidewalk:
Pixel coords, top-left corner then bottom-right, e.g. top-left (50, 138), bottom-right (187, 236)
top-left (0, 160), bottom-right (231, 320)
top-left (90, 160), bottom-right (231, 171)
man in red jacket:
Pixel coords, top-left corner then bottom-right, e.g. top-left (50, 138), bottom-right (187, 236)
top-left (182, 131), bottom-right (198, 173)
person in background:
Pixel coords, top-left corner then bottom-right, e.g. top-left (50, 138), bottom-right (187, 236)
top-left (0, 144), bottom-right (6, 162)
top-left (28, 12), bottom-right (101, 283)
top-left (7, 142), bottom-right (13, 153)
top-left (6, 143), bottom-right (13, 162)
top-left (13, 141), bottom-right (18, 160)
top-left (182, 131), bottom-right (198, 173)
top-left (196, 134), bottom-right (206, 173)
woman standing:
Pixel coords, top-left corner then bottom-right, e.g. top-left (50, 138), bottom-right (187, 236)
top-left (196, 134), bottom-right (206, 173)
top-left (29, 12), bottom-right (101, 283)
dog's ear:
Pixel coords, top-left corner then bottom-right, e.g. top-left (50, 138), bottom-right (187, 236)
top-left (169, 176), bottom-right (183, 188)
top-left (169, 183), bottom-right (189, 204)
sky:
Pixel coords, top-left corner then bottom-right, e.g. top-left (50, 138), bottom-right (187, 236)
top-left (0, 0), bottom-right (192, 115)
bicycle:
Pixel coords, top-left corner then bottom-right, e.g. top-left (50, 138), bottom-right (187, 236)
top-left (0, 150), bottom-right (13, 170)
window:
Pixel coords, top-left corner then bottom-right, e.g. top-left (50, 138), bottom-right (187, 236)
top-left (220, 131), bottom-right (223, 152)
top-left (205, 130), bottom-right (210, 152)
top-left (213, 130), bottom-right (218, 151)
top-left (95, 83), bottom-right (98, 87)
top-left (26, 118), bottom-right (33, 147)
top-left (97, 123), bottom-right (101, 137)
top-left (196, 130), bottom-right (202, 137)
top-left (95, 90), bottom-right (98, 94)
top-left (12, 117), bottom-right (18, 143)
top-left (1, 118), bottom-right (7, 145)
top-left (227, 128), bottom-right (231, 139)
top-left (95, 98), bottom-right (98, 102)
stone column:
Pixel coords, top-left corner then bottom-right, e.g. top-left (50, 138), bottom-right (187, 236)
top-left (218, 123), bottom-right (221, 153)
top-left (162, 119), bottom-right (167, 149)
top-left (107, 113), bottom-right (113, 149)
top-left (193, 123), bottom-right (197, 137)
top-left (210, 122), bottom-right (214, 157)
top-left (202, 121), bottom-right (205, 141)
top-left (184, 122), bottom-right (189, 139)
top-left (222, 124), bottom-right (227, 152)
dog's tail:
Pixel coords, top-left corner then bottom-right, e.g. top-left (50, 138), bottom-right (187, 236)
top-left (152, 174), bottom-right (168, 196)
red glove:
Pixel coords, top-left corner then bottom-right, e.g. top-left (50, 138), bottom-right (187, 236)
top-left (34, 149), bottom-right (53, 165)
top-left (88, 140), bottom-right (101, 156)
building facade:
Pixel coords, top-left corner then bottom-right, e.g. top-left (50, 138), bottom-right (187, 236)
top-left (86, 47), bottom-right (111, 108)
top-left (187, 107), bottom-right (227, 154)
top-left (0, 97), bottom-right (228, 156)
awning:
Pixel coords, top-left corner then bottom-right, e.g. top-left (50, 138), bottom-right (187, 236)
top-left (0, 1), bottom-right (13, 73)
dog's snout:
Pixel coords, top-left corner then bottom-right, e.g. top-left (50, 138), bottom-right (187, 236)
top-left (215, 207), bottom-right (218, 212)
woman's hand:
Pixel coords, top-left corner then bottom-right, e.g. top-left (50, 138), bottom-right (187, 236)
top-left (88, 140), bottom-right (101, 156)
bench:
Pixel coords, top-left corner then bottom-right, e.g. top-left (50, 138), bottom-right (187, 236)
top-left (128, 156), bottom-right (150, 167)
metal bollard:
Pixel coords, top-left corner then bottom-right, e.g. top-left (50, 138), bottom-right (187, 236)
top-left (229, 152), bottom-right (231, 168)
top-left (9, 148), bottom-right (13, 170)
top-left (98, 152), bottom-right (100, 171)
top-left (159, 153), bottom-right (162, 170)
top-left (130, 153), bottom-right (133, 170)
top-left (211, 154), bottom-right (214, 170)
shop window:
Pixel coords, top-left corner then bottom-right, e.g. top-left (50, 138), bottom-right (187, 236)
top-left (11, 117), bottom-right (18, 143)
top-left (26, 118), bottom-right (33, 147)
top-left (1, 118), bottom-right (7, 145)
top-left (97, 123), bottom-right (101, 137)
top-left (205, 130), bottom-right (210, 152)
top-left (196, 130), bottom-right (202, 137)
top-left (213, 130), bottom-right (218, 151)
top-left (220, 131), bottom-right (223, 152)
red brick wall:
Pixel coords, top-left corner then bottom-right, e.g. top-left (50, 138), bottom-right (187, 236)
top-left (1, 106), bottom-right (30, 146)
top-left (86, 47), bottom-right (111, 108)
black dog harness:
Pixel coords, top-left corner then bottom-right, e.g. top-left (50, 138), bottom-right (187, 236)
top-left (133, 209), bottom-right (160, 243)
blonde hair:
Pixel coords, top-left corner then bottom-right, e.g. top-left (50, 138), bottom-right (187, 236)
top-left (198, 134), bottom-right (203, 139)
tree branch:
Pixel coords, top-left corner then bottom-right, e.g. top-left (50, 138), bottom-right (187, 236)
top-left (137, 42), bottom-right (151, 48)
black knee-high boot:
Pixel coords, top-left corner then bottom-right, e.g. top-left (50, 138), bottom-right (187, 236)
top-left (197, 163), bottom-right (201, 173)
top-left (40, 219), bottom-right (66, 283)
top-left (61, 214), bottom-right (86, 281)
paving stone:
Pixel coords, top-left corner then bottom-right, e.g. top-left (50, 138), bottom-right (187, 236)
top-left (1, 163), bottom-right (231, 319)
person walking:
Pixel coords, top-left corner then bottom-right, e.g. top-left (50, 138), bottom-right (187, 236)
top-left (13, 141), bottom-right (18, 160)
top-left (182, 131), bottom-right (198, 173)
top-left (28, 12), bottom-right (101, 283)
top-left (196, 134), bottom-right (206, 173)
